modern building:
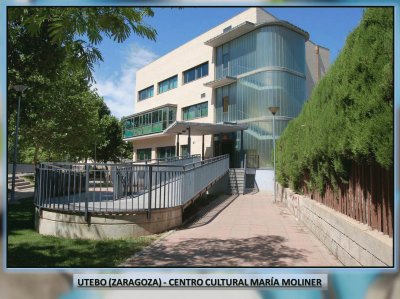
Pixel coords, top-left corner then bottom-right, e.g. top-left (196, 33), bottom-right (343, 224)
top-left (122, 8), bottom-right (329, 174)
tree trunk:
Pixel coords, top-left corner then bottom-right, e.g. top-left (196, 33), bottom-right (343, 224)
top-left (33, 143), bottom-right (40, 164)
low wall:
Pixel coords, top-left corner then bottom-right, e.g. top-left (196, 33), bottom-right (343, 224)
top-left (255, 169), bottom-right (274, 192)
top-left (277, 185), bottom-right (393, 267)
top-left (36, 206), bottom-right (182, 240)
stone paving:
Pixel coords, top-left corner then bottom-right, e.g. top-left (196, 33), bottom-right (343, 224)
top-left (122, 191), bottom-right (343, 267)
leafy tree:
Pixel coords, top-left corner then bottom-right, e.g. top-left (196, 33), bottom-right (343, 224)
top-left (8, 7), bottom-right (156, 82)
top-left (8, 7), bottom-right (157, 163)
top-left (276, 8), bottom-right (393, 193)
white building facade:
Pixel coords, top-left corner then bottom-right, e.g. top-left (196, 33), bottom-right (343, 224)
top-left (122, 8), bottom-right (329, 168)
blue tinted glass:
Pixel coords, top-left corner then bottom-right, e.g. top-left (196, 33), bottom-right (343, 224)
top-left (159, 76), bottom-right (177, 93)
top-left (182, 102), bottom-right (208, 120)
top-left (202, 63), bottom-right (208, 77)
top-left (172, 76), bottom-right (177, 88)
top-left (138, 86), bottom-right (153, 101)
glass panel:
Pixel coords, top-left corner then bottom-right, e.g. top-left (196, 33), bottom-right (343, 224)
top-left (138, 86), bottom-right (153, 101)
top-left (223, 96), bottom-right (229, 112)
top-left (182, 102), bottom-right (208, 121)
top-left (137, 148), bottom-right (151, 161)
top-left (181, 145), bottom-right (189, 156)
top-left (157, 146), bottom-right (176, 159)
top-left (172, 76), bottom-right (177, 88)
top-left (152, 111), bottom-right (159, 123)
top-left (201, 63), bottom-right (208, 77)
top-left (201, 102), bottom-right (208, 117)
top-left (183, 62), bottom-right (208, 84)
top-left (158, 76), bottom-right (177, 93)
top-left (184, 69), bottom-right (195, 83)
top-left (162, 109), bottom-right (168, 129)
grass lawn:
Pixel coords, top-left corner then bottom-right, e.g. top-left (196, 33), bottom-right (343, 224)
top-left (7, 198), bottom-right (158, 268)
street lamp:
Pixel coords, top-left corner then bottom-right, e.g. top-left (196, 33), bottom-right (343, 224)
top-left (268, 106), bottom-right (279, 203)
top-left (11, 85), bottom-right (28, 202)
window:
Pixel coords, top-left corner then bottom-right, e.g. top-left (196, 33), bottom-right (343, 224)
top-left (137, 148), bottom-right (152, 161)
top-left (223, 96), bottom-right (229, 112)
top-left (182, 102), bottom-right (208, 121)
top-left (157, 146), bottom-right (176, 159)
top-left (181, 145), bottom-right (189, 156)
top-left (123, 106), bottom-right (177, 139)
top-left (223, 54), bottom-right (229, 70)
top-left (158, 75), bottom-right (178, 94)
top-left (183, 62), bottom-right (209, 84)
top-left (138, 86), bottom-right (154, 101)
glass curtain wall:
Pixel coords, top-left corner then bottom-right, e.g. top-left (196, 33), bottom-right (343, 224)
top-left (123, 106), bottom-right (177, 139)
top-left (215, 25), bottom-right (306, 168)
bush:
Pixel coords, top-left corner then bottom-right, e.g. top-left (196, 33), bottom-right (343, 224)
top-left (276, 8), bottom-right (393, 193)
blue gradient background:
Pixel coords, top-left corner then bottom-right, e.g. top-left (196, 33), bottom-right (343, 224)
top-left (1, 1), bottom-right (398, 299)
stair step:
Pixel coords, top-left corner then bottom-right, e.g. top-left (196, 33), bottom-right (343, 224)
top-left (8, 178), bottom-right (25, 183)
top-left (15, 181), bottom-right (32, 186)
top-left (17, 185), bottom-right (35, 190)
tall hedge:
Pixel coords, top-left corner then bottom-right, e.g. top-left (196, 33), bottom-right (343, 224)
top-left (276, 8), bottom-right (393, 193)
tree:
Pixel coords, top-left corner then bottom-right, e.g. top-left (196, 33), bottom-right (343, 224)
top-left (8, 7), bottom-right (157, 163)
top-left (276, 8), bottom-right (393, 193)
top-left (8, 7), bottom-right (156, 82)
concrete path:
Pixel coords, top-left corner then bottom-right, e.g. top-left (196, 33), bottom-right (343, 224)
top-left (7, 188), bottom-right (35, 203)
top-left (122, 191), bottom-right (342, 267)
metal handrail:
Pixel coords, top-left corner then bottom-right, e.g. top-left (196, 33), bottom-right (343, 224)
top-left (34, 154), bottom-right (230, 219)
top-left (39, 154), bottom-right (201, 168)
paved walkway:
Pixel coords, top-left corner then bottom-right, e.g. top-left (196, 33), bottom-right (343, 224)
top-left (122, 192), bottom-right (342, 267)
top-left (7, 188), bottom-right (35, 203)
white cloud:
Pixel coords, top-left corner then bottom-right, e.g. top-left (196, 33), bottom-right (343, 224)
top-left (93, 43), bottom-right (158, 119)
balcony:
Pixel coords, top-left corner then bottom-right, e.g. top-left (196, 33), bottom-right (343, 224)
top-left (204, 21), bottom-right (256, 48)
top-left (204, 76), bottom-right (237, 89)
top-left (122, 104), bottom-right (177, 140)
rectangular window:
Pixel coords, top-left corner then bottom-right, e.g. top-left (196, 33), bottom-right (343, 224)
top-left (157, 146), bottom-right (176, 159)
top-left (223, 54), bottom-right (229, 69)
top-left (183, 62), bottom-right (209, 84)
top-left (138, 86), bottom-right (154, 101)
top-left (158, 75), bottom-right (178, 94)
top-left (137, 148), bottom-right (152, 161)
top-left (182, 101), bottom-right (208, 121)
top-left (181, 145), bottom-right (189, 157)
top-left (223, 96), bottom-right (229, 112)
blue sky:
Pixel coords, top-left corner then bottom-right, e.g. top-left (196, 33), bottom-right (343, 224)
top-left (92, 7), bottom-right (364, 119)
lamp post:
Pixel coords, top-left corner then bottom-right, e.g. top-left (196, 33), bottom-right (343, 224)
top-left (268, 106), bottom-right (279, 203)
top-left (11, 85), bottom-right (28, 202)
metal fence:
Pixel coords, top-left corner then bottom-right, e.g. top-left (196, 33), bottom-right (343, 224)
top-left (300, 162), bottom-right (394, 237)
top-left (34, 154), bottom-right (229, 218)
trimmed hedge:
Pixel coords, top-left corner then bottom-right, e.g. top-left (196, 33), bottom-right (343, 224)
top-left (276, 8), bottom-right (393, 193)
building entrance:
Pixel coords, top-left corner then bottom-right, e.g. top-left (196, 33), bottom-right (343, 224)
top-left (214, 134), bottom-right (235, 168)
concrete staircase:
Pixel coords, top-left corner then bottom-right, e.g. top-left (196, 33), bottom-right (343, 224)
top-left (7, 175), bottom-right (35, 190)
top-left (228, 168), bottom-right (245, 194)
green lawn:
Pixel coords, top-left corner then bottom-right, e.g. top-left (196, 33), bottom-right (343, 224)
top-left (7, 198), bottom-right (158, 268)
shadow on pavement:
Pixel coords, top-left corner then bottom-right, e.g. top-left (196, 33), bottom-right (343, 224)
top-left (183, 195), bottom-right (239, 229)
top-left (124, 235), bottom-right (310, 267)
